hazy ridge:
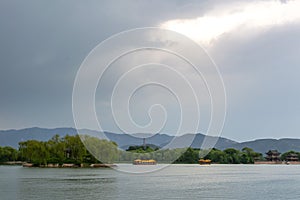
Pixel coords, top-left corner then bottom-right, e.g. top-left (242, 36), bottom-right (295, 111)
top-left (1, 127), bottom-right (300, 154)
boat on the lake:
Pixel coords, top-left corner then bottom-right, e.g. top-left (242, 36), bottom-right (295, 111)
top-left (22, 163), bottom-right (34, 167)
top-left (199, 159), bottom-right (211, 165)
top-left (133, 159), bottom-right (157, 165)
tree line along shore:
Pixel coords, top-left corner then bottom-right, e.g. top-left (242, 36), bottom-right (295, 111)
top-left (0, 135), bottom-right (299, 167)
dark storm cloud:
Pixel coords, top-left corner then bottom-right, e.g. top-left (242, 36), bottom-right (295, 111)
top-left (0, 0), bottom-right (190, 128)
top-left (0, 0), bottom-right (299, 141)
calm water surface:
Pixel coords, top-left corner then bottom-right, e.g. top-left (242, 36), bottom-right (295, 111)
top-left (1, 164), bottom-right (300, 200)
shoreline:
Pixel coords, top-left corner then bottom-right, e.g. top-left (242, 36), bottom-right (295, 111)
top-left (2, 162), bottom-right (300, 168)
top-left (0, 162), bottom-right (117, 168)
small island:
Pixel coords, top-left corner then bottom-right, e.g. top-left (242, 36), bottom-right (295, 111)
top-left (0, 135), bottom-right (118, 168)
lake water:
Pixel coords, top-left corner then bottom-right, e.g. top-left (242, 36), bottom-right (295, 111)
top-left (1, 164), bottom-right (300, 200)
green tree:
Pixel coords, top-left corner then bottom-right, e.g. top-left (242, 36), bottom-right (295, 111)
top-left (19, 140), bottom-right (49, 165)
top-left (241, 147), bottom-right (263, 163)
top-left (204, 148), bottom-right (228, 163)
top-left (81, 135), bottom-right (119, 164)
top-left (64, 135), bottom-right (86, 164)
top-left (0, 146), bottom-right (18, 162)
top-left (224, 148), bottom-right (241, 164)
top-left (175, 148), bottom-right (199, 164)
top-left (46, 135), bottom-right (65, 164)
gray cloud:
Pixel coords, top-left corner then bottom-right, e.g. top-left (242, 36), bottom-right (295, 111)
top-left (0, 0), bottom-right (299, 141)
top-left (211, 23), bottom-right (300, 141)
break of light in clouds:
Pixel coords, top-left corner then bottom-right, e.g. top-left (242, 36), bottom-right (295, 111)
top-left (0, 0), bottom-right (300, 141)
top-left (160, 0), bottom-right (300, 46)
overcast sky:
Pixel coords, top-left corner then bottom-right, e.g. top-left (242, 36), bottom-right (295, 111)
top-left (0, 0), bottom-right (300, 142)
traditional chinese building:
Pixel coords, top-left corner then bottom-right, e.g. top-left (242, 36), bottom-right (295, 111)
top-left (65, 147), bottom-right (72, 159)
top-left (285, 153), bottom-right (299, 162)
top-left (265, 150), bottom-right (281, 161)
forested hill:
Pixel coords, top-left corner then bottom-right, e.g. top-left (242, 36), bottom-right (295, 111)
top-left (1, 127), bottom-right (300, 154)
top-left (0, 127), bottom-right (236, 150)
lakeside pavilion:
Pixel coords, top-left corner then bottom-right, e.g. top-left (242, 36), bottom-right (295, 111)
top-left (285, 153), bottom-right (299, 162)
top-left (266, 150), bottom-right (281, 161)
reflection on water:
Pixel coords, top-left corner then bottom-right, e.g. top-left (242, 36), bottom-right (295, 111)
top-left (1, 164), bottom-right (300, 200)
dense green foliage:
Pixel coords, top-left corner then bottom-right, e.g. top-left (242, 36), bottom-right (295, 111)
top-left (0, 146), bottom-right (20, 162)
top-left (122, 146), bottom-right (263, 164)
top-left (120, 147), bottom-right (186, 162)
top-left (126, 145), bottom-right (158, 153)
top-left (18, 135), bottom-right (118, 165)
top-left (173, 147), bottom-right (263, 164)
top-left (158, 147), bottom-right (263, 164)
top-left (82, 135), bottom-right (119, 164)
top-left (174, 148), bottom-right (200, 164)
top-left (203, 147), bottom-right (263, 164)
top-left (1, 135), bottom-right (299, 165)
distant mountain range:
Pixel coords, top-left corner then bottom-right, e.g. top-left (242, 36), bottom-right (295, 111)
top-left (1, 127), bottom-right (300, 154)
